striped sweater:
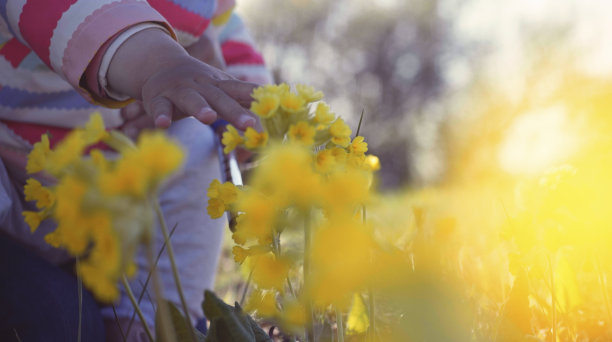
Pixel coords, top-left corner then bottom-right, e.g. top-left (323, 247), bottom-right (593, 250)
top-left (0, 0), bottom-right (270, 150)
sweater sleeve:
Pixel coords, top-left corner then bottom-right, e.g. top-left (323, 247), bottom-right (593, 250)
top-left (1, 0), bottom-right (174, 107)
top-left (216, 13), bottom-right (272, 85)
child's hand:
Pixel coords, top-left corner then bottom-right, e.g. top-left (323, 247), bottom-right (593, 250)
top-left (107, 28), bottom-right (257, 130)
top-left (118, 33), bottom-right (229, 139)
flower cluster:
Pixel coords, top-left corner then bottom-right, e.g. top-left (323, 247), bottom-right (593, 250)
top-left (208, 84), bottom-right (394, 336)
top-left (23, 113), bottom-right (184, 301)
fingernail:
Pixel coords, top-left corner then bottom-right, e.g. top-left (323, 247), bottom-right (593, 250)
top-left (239, 115), bottom-right (255, 128)
top-left (195, 108), bottom-right (216, 122)
top-left (155, 114), bottom-right (171, 128)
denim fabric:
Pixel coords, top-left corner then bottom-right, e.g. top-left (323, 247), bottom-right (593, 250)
top-left (0, 233), bottom-right (105, 342)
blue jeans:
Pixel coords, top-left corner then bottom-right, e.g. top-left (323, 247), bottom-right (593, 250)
top-left (0, 233), bottom-right (105, 342)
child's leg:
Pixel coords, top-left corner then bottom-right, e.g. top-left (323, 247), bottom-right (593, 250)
top-left (103, 117), bottom-right (226, 333)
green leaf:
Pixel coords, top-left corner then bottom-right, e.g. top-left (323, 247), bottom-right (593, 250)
top-left (156, 301), bottom-right (206, 342)
top-left (346, 293), bottom-right (369, 335)
top-left (202, 290), bottom-right (271, 342)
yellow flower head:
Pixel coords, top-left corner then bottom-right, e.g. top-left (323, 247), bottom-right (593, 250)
top-left (323, 169), bottom-right (371, 210)
top-left (280, 299), bottom-right (308, 333)
top-left (26, 134), bottom-right (51, 174)
top-left (135, 131), bottom-right (184, 182)
top-left (315, 149), bottom-right (336, 173)
top-left (296, 84), bottom-right (323, 103)
top-left (54, 177), bottom-right (87, 222)
top-left (234, 192), bottom-right (277, 244)
top-left (46, 130), bottom-right (87, 174)
top-left (222, 125), bottom-right (244, 154)
top-left (83, 112), bottom-right (108, 144)
top-left (24, 178), bottom-right (55, 209)
top-left (232, 246), bottom-right (250, 264)
top-left (280, 92), bottom-right (306, 114)
top-left (329, 118), bottom-right (352, 147)
top-left (22, 210), bottom-right (44, 232)
top-left (288, 121), bottom-right (315, 146)
top-left (251, 252), bottom-right (291, 290)
top-left (252, 83), bottom-right (290, 101)
top-left (348, 136), bottom-right (368, 155)
top-left (207, 198), bottom-right (226, 219)
top-left (364, 155), bottom-right (380, 171)
top-left (309, 218), bottom-right (376, 309)
top-left (207, 179), bottom-right (239, 204)
top-left (312, 102), bottom-right (335, 127)
top-left (245, 290), bottom-right (278, 318)
top-left (99, 155), bottom-right (149, 197)
top-left (244, 127), bottom-right (269, 149)
top-left (250, 94), bottom-right (280, 118)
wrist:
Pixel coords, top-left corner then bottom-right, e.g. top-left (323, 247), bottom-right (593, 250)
top-left (106, 27), bottom-right (189, 99)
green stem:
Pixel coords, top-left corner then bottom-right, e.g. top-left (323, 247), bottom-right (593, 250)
top-left (153, 200), bottom-right (197, 342)
top-left (77, 258), bottom-right (83, 342)
top-left (368, 289), bottom-right (375, 342)
top-left (594, 253), bottom-right (612, 326)
top-left (336, 309), bottom-right (344, 342)
top-left (145, 243), bottom-right (176, 342)
top-left (304, 211), bottom-right (314, 342)
top-left (121, 275), bottom-right (154, 342)
top-left (240, 267), bottom-right (255, 306)
top-left (547, 255), bottom-right (556, 342)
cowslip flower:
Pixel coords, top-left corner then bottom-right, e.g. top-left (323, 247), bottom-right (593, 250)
top-left (244, 127), bottom-right (269, 149)
top-left (222, 125), bottom-right (244, 154)
top-left (280, 92), bottom-right (306, 114)
top-left (288, 121), bottom-right (315, 146)
top-left (26, 134), bottom-right (51, 174)
top-left (22, 210), bottom-right (45, 232)
top-left (83, 112), bottom-right (108, 144)
top-left (329, 118), bottom-right (352, 147)
top-left (296, 84), bottom-right (323, 103)
top-left (23, 178), bottom-right (54, 209)
top-left (312, 102), bottom-right (335, 128)
top-left (245, 290), bottom-right (279, 317)
top-left (251, 253), bottom-right (291, 290)
top-left (135, 131), bottom-right (184, 182)
top-left (251, 94), bottom-right (280, 118)
top-left (348, 136), bottom-right (368, 155)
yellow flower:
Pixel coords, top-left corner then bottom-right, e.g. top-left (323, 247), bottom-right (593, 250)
top-left (46, 130), bottom-right (86, 174)
top-left (56, 221), bottom-right (89, 255)
top-left (252, 84), bottom-right (290, 101)
top-left (83, 112), bottom-right (108, 144)
top-left (281, 299), bottom-right (307, 332)
top-left (296, 84), bottom-right (323, 103)
top-left (329, 118), bottom-right (352, 147)
top-left (348, 136), bottom-right (368, 155)
top-left (22, 210), bottom-right (44, 232)
top-left (251, 253), bottom-right (290, 290)
top-left (309, 219), bottom-right (375, 309)
top-left (250, 94), bottom-right (280, 118)
top-left (364, 155), bottom-right (380, 171)
top-left (312, 102), bottom-right (335, 127)
top-left (222, 125), bottom-right (244, 154)
top-left (288, 121), bottom-right (315, 146)
top-left (245, 290), bottom-right (278, 317)
top-left (89, 149), bottom-right (109, 171)
top-left (207, 179), bottom-right (239, 204)
top-left (136, 132), bottom-right (184, 182)
top-left (234, 192), bottom-right (277, 243)
top-left (99, 156), bottom-right (149, 197)
top-left (24, 178), bottom-right (55, 209)
top-left (207, 198), bottom-right (225, 219)
top-left (244, 127), bottom-right (269, 149)
top-left (280, 92), bottom-right (306, 114)
top-left (78, 261), bottom-right (119, 302)
top-left (54, 177), bottom-right (87, 222)
top-left (44, 230), bottom-right (61, 248)
top-left (315, 149), bottom-right (336, 173)
top-left (232, 246), bottom-right (250, 264)
top-left (323, 170), bottom-right (371, 211)
top-left (26, 134), bottom-right (50, 174)
top-left (330, 147), bottom-right (348, 164)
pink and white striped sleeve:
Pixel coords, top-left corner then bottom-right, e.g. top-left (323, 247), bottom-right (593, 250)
top-left (4, 0), bottom-right (173, 105)
top-left (217, 13), bottom-right (272, 85)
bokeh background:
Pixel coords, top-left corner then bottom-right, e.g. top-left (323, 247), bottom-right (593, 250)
top-left (237, 0), bottom-right (612, 189)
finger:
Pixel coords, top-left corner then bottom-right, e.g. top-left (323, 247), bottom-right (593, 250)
top-left (200, 84), bottom-right (256, 130)
top-left (148, 96), bottom-right (174, 128)
top-left (120, 115), bottom-right (155, 140)
top-left (216, 80), bottom-right (259, 106)
top-left (170, 88), bottom-right (218, 124)
top-left (121, 101), bottom-right (145, 121)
